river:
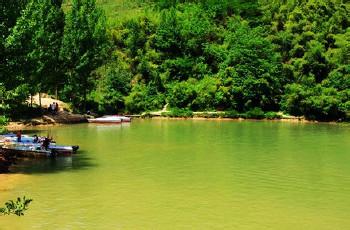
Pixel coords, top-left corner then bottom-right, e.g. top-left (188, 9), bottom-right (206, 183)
top-left (0, 120), bottom-right (350, 229)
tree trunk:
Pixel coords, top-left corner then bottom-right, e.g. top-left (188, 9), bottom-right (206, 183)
top-left (83, 87), bottom-right (87, 113)
top-left (39, 92), bottom-right (42, 108)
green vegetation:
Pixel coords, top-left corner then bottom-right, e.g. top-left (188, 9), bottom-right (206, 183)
top-left (1, 0), bottom-right (349, 121)
top-left (0, 116), bottom-right (8, 134)
top-left (0, 197), bottom-right (32, 216)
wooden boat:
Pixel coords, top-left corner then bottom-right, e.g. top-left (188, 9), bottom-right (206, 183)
top-left (88, 116), bottom-right (122, 124)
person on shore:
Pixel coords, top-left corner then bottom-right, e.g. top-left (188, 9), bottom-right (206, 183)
top-left (33, 135), bottom-right (39, 143)
top-left (16, 130), bottom-right (22, 142)
top-left (51, 103), bottom-right (56, 114)
top-left (42, 137), bottom-right (50, 150)
top-left (55, 102), bottom-right (59, 113)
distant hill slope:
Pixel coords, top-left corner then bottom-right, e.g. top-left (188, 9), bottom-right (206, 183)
top-left (63, 0), bottom-right (149, 25)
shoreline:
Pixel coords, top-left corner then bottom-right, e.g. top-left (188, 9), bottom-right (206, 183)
top-left (149, 116), bottom-right (346, 124)
top-left (5, 111), bottom-right (88, 131)
top-left (5, 115), bottom-right (346, 130)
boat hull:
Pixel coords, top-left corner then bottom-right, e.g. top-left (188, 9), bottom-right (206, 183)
top-left (88, 119), bottom-right (122, 124)
top-left (0, 144), bottom-right (79, 158)
top-left (1, 147), bottom-right (52, 158)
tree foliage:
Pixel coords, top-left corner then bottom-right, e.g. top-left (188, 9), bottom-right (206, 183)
top-left (1, 0), bottom-right (349, 120)
top-left (61, 0), bottom-right (110, 111)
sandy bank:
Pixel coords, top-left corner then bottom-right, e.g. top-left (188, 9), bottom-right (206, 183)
top-left (6, 111), bottom-right (87, 131)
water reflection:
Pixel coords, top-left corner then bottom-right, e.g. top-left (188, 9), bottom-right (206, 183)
top-left (10, 152), bottom-right (95, 174)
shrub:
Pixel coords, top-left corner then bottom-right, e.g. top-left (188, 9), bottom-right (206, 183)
top-left (222, 110), bottom-right (240, 118)
top-left (265, 111), bottom-right (282, 119)
top-left (244, 107), bottom-right (265, 119)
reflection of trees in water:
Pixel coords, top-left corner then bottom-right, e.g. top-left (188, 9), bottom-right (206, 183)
top-left (10, 152), bottom-right (96, 174)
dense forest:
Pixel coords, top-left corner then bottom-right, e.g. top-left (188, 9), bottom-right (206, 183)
top-left (1, 0), bottom-right (349, 121)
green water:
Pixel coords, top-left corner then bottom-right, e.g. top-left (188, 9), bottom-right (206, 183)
top-left (1, 120), bottom-right (350, 229)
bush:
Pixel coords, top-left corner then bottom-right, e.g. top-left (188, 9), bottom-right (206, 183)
top-left (166, 80), bottom-right (197, 109)
top-left (281, 83), bottom-right (348, 121)
top-left (125, 84), bottom-right (165, 114)
top-left (244, 107), bottom-right (265, 119)
top-left (264, 111), bottom-right (282, 119)
top-left (222, 110), bottom-right (240, 118)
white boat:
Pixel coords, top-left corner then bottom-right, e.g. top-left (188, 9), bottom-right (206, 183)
top-left (104, 115), bottom-right (131, 122)
top-left (87, 116), bottom-right (122, 124)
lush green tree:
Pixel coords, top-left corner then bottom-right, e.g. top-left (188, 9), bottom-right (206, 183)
top-left (216, 19), bottom-right (283, 111)
top-left (5, 0), bottom-right (65, 106)
top-left (166, 79), bottom-right (197, 108)
top-left (61, 0), bottom-right (110, 111)
top-left (125, 83), bottom-right (165, 113)
top-left (0, 0), bottom-right (28, 82)
top-left (92, 63), bottom-right (132, 113)
top-left (261, 0), bottom-right (350, 119)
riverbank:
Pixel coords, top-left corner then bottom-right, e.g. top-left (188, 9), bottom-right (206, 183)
top-left (142, 110), bottom-right (348, 123)
top-left (5, 111), bottom-right (88, 131)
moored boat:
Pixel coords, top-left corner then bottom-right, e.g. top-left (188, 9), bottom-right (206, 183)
top-left (0, 144), bottom-right (79, 158)
top-left (108, 115), bottom-right (131, 122)
top-left (1, 145), bottom-right (53, 158)
top-left (88, 116), bottom-right (122, 124)
top-left (0, 134), bottom-right (79, 157)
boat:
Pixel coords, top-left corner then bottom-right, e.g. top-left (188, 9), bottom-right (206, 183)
top-left (1, 145), bottom-right (53, 158)
top-left (49, 144), bottom-right (79, 156)
top-left (0, 143), bottom-right (79, 158)
top-left (88, 116), bottom-right (122, 124)
top-left (88, 115), bottom-right (131, 124)
top-left (108, 115), bottom-right (131, 122)
top-left (0, 134), bottom-right (79, 157)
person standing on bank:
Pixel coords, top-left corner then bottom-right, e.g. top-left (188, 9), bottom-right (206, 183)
top-left (16, 130), bottom-right (22, 142)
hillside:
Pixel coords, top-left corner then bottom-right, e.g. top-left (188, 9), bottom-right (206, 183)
top-left (1, 0), bottom-right (349, 121)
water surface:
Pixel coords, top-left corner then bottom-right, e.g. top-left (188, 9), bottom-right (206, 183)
top-left (1, 120), bottom-right (350, 229)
